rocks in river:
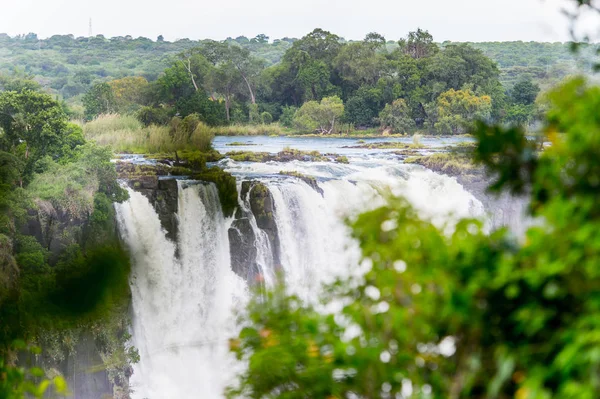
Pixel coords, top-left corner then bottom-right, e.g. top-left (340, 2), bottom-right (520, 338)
top-left (226, 148), bottom-right (348, 163)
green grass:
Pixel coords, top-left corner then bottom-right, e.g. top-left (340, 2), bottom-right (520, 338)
top-left (210, 123), bottom-right (291, 136)
top-left (83, 114), bottom-right (215, 153)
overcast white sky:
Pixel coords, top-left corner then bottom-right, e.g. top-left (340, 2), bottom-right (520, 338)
top-left (0, 0), bottom-right (598, 42)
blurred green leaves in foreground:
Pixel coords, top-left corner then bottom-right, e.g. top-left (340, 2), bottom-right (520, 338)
top-left (0, 341), bottom-right (67, 398)
top-left (227, 77), bottom-right (600, 399)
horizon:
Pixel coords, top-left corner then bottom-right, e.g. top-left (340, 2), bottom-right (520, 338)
top-left (1, 0), bottom-right (599, 43)
top-left (0, 30), bottom-right (592, 45)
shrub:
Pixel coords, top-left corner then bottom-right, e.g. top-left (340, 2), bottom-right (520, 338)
top-left (137, 106), bottom-right (172, 126)
top-left (261, 112), bottom-right (273, 125)
top-left (279, 106), bottom-right (297, 128)
top-left (378, 99), bottom-right (416, 134)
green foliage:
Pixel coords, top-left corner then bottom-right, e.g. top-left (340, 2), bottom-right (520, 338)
top-left (260, 112), bottom-right (273, 124)
top-left (248, 104), bottom-right (260, 124)
top-left (511, 78), bottom-right (541, 105)
top-left (432, 89), bottom-right (492, 134)
top-left (84, 113), bottom-right (216, 153)
top-left (344, 86), bottom-right (383, 127)
top-left (279, 106), bottom-right (297, 127)
top-left (27, 143), bottom-right (127, 219)
top-left (48, 244), bottom-right (131, 322)
top-left (294, 96), bottom-right (344, 134)
top-left (192, 168), bottom-right (237, 217)
top-left (228, 77), bottom-right (600, 398)
top-left (83, 83), bottom-right (116, 120)
top-left (175, 92), bottom-right (227, 126)
top-left (0, 342), bottom-right (68, 399)
top-left (378, 99), bottom-right (416, 133)
top-left (0, 90), bottom-right (76, 183)
top-left (137, 105), bottom-right (172, 126)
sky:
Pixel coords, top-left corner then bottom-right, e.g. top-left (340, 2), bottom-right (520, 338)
top-left (0, 0), bottom-right (598, 42)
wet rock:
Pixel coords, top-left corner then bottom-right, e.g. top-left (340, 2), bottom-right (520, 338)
top-left (279, 171), bottom-right (324, 196)
top-left (248, 183), bottom-right (281, 267)
top-left (228, 181), bottom-right (282, 283)
top-left (228, 217), bottom-right (260, 282)
top-left (127, 178), bottom-right (179, 242)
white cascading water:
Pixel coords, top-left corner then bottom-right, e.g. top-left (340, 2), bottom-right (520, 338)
top-left (116, 158), bottom-right (486, 398)
top-left (116, 182), bottom-right (247, 399)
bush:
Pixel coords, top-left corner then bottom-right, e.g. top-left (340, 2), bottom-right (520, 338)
top-left (261, 112), bottom-right (273, 124)
top-left (137, 106), bottom-right (172, 126)
top-left (249, 104), bottom-right (260, 124)
top-left (378, 99), bottom-right (416, 134)
top-left (279, 106), bottom-right (297, 127)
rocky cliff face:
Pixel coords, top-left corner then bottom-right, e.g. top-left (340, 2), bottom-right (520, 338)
top-left (228, 181), bottom-right (282, 283)
top-left (126, 177), bottom-right (179, 243)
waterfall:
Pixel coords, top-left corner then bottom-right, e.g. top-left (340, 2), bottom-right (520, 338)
top-left (116, 182), bottom-right (247, 399)
top-left (116, 162), bottom-right (486, 398)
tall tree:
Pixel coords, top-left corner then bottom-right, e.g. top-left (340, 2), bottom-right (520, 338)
top-left (398, 28), bottom-right (438, 59)
top-left (82, 83), bottom-right (116, 120)
top-left (511, 78), bottom-right (540, 105)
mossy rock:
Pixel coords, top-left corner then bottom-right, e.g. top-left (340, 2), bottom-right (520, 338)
top-left (247, 182), bottom-right (281, 266)
top-left (405, 151), bottom-right (481, 176)
top-left (192, 168), bottom-right (238, 217)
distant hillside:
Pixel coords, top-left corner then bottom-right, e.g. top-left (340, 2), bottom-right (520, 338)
top-left (0, 33), bottom-right (595, 101)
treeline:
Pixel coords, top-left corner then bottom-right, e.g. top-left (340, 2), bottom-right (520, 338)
top-left (78, 29), bottom-right (543, 134)
top-left (0, 30), bottom-right (591, 103)
top-left (0, 33), bottom-right (293, 101)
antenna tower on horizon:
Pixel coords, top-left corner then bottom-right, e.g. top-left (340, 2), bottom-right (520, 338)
top-left (89, 18), bottom-right (93, 37)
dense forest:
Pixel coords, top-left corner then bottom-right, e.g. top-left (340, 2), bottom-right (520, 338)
top-left (0, 29), bottom-right (596, 135)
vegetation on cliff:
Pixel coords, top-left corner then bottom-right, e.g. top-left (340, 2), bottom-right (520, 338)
top-left (0, 82), bottom-right (135, 396)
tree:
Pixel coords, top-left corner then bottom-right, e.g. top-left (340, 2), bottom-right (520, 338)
top-left (344, 86), bottom-right (383, 127)
top-left (285, 29), bottom-right (342, 65)
top-left (199, 41), bottom-right (264, 116)
top-left (293, 96), bottom-right (344, 134)
top-left (107, 76), bottom-right (149, 113)
top-left (228, 76), bottom-right (600, 399)
top-left (378, 99), bottom-right (416, 133)
top-left (433, 89), bottom-right (492, 134)
top-left (207, 62), bottom-right (242, 121)
top-left (333, 42), bottom-right (385, 89)
top-left (0, 90), bottom-right (78, 182)
top-left (297, 60), bottom-right (336, 101)
top-left (398, 28), bottom-right (438, 59)
top-left (363, 32), bottom-right (386, 50)
top-left (279, 105), bottom-right (297, 127)
top-left (511, 78), bottom-right (540, 105)
top-left (82, 83), bottom-right (116, 120)
top-left (505, 103), bottom-right (536, 126)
